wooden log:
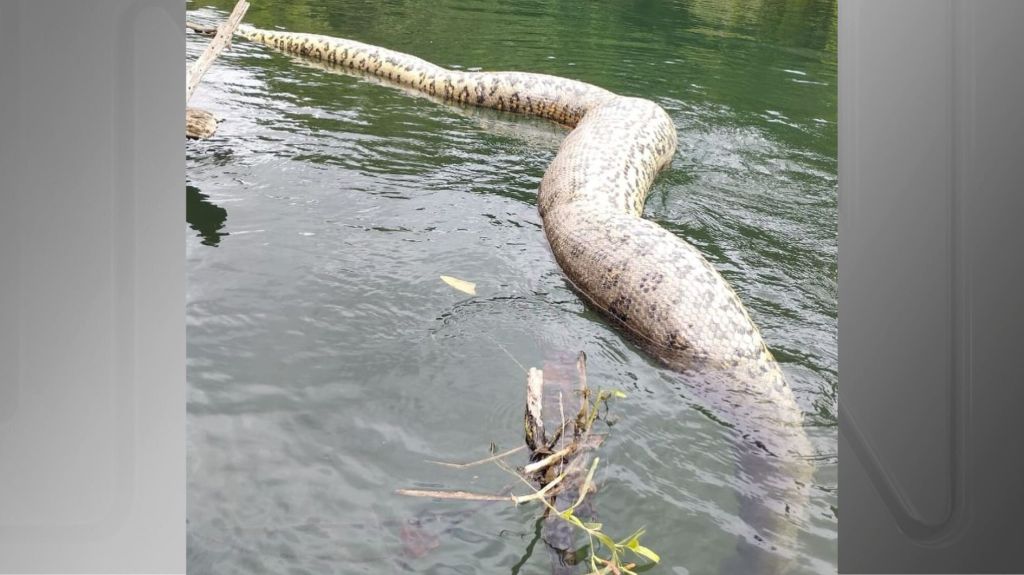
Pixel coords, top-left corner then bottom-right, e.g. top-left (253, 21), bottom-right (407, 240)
top-left (186, 0), bottom-right (249, 103)
top-left (186, 107), bottom-right (217, 140)
top-left (524, 352), bottom-right (598, 488)
top-left (185, 0), bottom-right (249, 139)
top-left (524, 367), bottom-right (545, 452)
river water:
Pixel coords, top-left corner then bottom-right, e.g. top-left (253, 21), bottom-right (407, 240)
top-left (186, 1), bottom-right (837, 573)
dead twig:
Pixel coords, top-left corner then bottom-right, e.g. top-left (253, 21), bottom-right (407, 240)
top-left (395, 489), bottom-right (513, 503)
top-left (427, 445), bottom-right (526, 469)
top-left (523, 445), bottom-right (575, 475)
top-left (396, 473), bottom-right (565, 506)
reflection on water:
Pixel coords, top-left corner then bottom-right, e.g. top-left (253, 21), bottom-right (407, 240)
top-left (186, 0), bottom-right (837, 573)
top-left (186, 185), bottom-right (229, 247)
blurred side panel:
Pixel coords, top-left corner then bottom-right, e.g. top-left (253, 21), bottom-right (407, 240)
top-left (839, 0), bottom-right (1024, 572)
top-left (0, 1), bottom-right (183, 572)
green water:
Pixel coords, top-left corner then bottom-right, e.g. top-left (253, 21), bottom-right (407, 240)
top-left (186, 1), bottom-right (837, 573)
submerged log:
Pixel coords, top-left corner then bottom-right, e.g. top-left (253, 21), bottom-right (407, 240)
top-left (184, 0), bottom-right (249, 139)
top-left (398, 350), bottom-right (612, 573)
top-left (524, 351), bottom-right (594, 463)
top-left (524, 351), bottom-right (604, 573)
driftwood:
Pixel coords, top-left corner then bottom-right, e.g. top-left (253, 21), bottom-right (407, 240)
top-left (523, 351), bottom-right (606, 574)
top-left (186, 108), bottom-right (218, 140)
top-left (398, 352), bottom-right (601, 506)
top-left (524, 352), bottom-right (601, 501)
top-left (524, 367), bottom-right (546, 452)
top-left (185, 0), bottom-right (249, 139)
top-left (396, 351), bottom-right (610, 573)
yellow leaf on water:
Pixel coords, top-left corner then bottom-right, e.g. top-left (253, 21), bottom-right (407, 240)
top-left (440, 275), bottom-right (476, 295)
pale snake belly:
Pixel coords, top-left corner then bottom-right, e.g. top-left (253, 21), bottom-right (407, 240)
top-left (234, 25), bottom-right (815, 573)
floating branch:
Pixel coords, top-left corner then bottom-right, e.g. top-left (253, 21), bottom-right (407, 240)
top-left (184, 0), bottom-right (249, 139)
top-left (396, 351), bottom-right (655, 573)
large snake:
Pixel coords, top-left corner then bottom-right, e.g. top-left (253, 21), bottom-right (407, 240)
top-left (233, 24), bottom-right (815, 574)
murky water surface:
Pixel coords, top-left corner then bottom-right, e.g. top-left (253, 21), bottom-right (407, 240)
top-left (186, 1), bottom-right (837, 572)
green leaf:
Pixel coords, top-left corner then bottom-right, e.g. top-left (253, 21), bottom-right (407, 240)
top-left (630, 544), bottom-right (660, 564)
top-left (612, 390), bottom-right (627, 398)
top-left (619, 527), bottom-right (646, 547)
top-left (562, 511), bottom-right (585, 529)
top-left (593, 531), bottom-right (616, 551)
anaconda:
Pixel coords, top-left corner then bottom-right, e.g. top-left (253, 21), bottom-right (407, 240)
top-left (234, 24), bottom-right (815, 573)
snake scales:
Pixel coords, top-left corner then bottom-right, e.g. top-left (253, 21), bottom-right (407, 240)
top-left (234, 25), bottom-right (815, 573)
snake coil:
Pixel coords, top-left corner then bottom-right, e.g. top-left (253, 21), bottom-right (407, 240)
top-left (235, 25), bottom-right (816, 573)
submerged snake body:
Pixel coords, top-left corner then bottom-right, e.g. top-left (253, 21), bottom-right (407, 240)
top-left (236, 26), bottom-right (814, 572)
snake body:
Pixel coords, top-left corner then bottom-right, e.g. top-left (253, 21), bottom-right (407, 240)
top-left (234, 25), bottom-right (814, 573)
